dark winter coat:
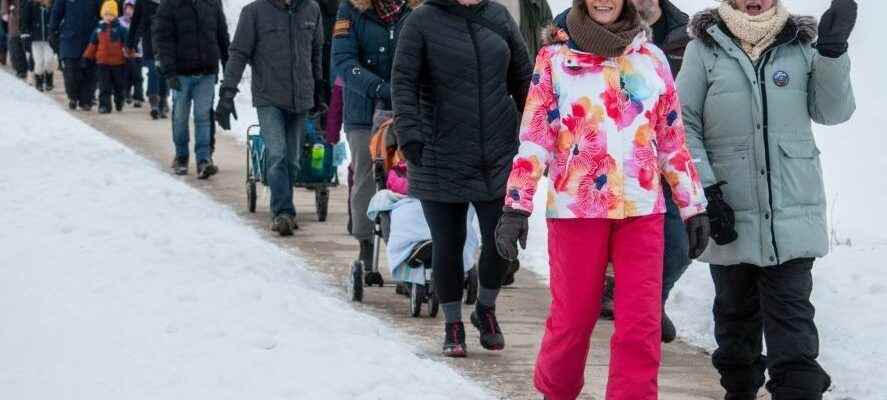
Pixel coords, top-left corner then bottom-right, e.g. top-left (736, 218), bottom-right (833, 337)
top-left (125, 0), bottom-right (158, 59)
top-left (678, 9), bottom-right (855, 267)
top-left (221, 0), bottom-right (323, 113)
top-left (331, 0), bottom-right (417, 131)
top-left (49, 0), bottom-right (100, 59)
top-left (82, 20), bottom-right (127, 66)
top-left (517, 0), bottom-right (551, 66)
top-left (654, 0), bottom-right (689, 77)
top-left (152, 0), bottom-right (230, 77)
top-left (391, 0), bottom-right (532, 203)
top-left (21, 0), bottom-right (53, 42)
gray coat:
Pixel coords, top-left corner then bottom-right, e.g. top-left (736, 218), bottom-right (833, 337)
top-left (222, 0), bottom-right (323, 113)
top-left (677, 9), bottom-right (855, 267)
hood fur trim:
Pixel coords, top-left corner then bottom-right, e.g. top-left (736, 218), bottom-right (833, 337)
top-left (350, 0), bottom-right (421, 13)
top-left (540, 23), bottom-right (568, 46)
top-left (688, 7), bottom-right (817, 48)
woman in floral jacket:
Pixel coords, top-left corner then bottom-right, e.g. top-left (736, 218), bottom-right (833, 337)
top-left (495, 0), bottom-right (708, 398)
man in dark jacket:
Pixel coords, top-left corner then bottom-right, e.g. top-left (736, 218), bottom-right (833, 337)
top-left (216, 0), bottom-right (324, 235)
top-left (127, 0), bottom-right (167, 119)
top-left (332, 0), bottom-right (416, 272)
top-left (152, 0), bottom-right (229, 178)
top-left (392, 0), bottom-right (532, 356)
top-left (2, 0), bottom-right (28, 78)
top-left (50, 0), bottom-right (100, 110)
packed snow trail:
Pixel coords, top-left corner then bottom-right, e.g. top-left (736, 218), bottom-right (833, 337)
top-left (0, 71), bottom-right (492, 400)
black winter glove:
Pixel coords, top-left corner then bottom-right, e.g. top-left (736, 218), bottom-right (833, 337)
top-left (400, 142), bottom-right (423, 167)
top-left (705, 182), bottom-right (738, 246)
top-left (686, 213), bottom-right (711, 259)
top-left (376, 82), bottom-right (391, 101)
top-left (215, 87), bottom-right (238, 131)
top-left (311, 80), bottom-right (328, 116)
top-left (495, 208), bottom-right (530, 261)
top-left (816, 0), bottom-right (858, 58)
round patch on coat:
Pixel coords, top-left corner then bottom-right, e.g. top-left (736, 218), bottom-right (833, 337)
top-left (773, 71), bottom-right (790, 87)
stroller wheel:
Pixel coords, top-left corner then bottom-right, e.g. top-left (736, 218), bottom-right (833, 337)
top-left (464, 266), bottom-right (479, 305)
top-left (348, 261), bottom-right (364, 302)
top-left (429, 292), bottom-right (440, 318)
top-left (410, 283), bottom-right (426, 318)
top-left (365, 272), bottom-right (385, 287)
top-left (315, 189), bottom-right (329, 222)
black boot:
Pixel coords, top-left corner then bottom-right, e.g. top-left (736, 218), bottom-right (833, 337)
top-left (470, 304), bottom-right (505, 351)
top-left (159, 95), bottom-right (169, 118)
top-left (271, 214), bottom-right (294, 237)
top-left (196, 159), bottom-right (218, 180)
top-left (34, 74), bottom-right (45, 92)
top-left (149, 95), bottom-right (160, 119)
top-left (662, 309), bottom-right (677, 343)
top-left (442, 321), bottom-right (467, 358)
top-left (45, 73), bottom-right (54, 91)
top-left (358, 240), bottom-right (374, 270)
top-left (68, 99), bottom-right (78, 110)
top-left (600, 275), bottom-right (615, 320)
top-left (171, 156), bottom-right (188, 175)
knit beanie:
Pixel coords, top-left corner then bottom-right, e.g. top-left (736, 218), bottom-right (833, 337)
top-left (101, 0), bottom-right (119, 18)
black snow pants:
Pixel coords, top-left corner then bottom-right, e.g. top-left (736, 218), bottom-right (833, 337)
top-left (420, 198), bottom-right (509, 304)
top-left (125, 57), bottom-right (145, 102)
top-left (97, 65), bottom-right (126, 111)
top-left (710, 258), bottom-right (831, 400)
top-left (62, 58), bottom-right (97, 107)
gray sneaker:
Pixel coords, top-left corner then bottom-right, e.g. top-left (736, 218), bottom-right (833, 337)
top-left (271, 214), bottom-right (293, 236)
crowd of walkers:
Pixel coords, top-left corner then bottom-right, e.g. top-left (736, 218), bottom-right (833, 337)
top-left (3, 0), bottom-right (859, 398)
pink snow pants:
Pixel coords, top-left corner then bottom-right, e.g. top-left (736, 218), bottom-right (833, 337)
top-left (534, 215), bottom-right (665, 400)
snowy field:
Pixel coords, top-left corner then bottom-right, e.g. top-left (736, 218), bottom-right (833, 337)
top-left (526, 1), bottom-right (887, 398)
top-left (0, 72), bottom-right (491, 399)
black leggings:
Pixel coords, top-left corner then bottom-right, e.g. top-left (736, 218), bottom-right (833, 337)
top-left (421, 198), bottom-right (509, 304)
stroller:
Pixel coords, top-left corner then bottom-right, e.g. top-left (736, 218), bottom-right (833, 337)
top-left (347, 117), bottom-right (478, 317)
top-left (244, 114), bottom-right (338, 221)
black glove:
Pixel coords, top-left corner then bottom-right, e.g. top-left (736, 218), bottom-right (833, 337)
top-left (705, 182), bottom-right (738, 246)
top-left (816, 0), bottom-right (858, 58)
top-left (400, 142), bottom-right (423, 167)
top-left (166, 75), bottom-right (181, 91)
top-left (495, 208), bottom-right (530, 261)
top-left (49, 32), bottom-right (59, 52)
top-left (215, 87), bottom-right (238, 131)
top-left (311, 80), bottom-right (328, 116)
top-left (376, 82), bottom-right (391, 101)
top-left (686, 213), bottom-right (711, 259)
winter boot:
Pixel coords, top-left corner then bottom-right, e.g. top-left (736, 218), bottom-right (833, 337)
top-left (196, 159), bottom-right (218, 180)
top-left (80, 102), bottom-right (93, 112)
top-left (171, 156), bottom-right (188, 175)
top-left (68, 99), bottom-right (78, 110)
top-left (442, 321), bottom-right (467, 358)
top-left (662, 309), bottom-right (677, 343)
top-left (470, 304), bottom-right (505, 351)
top-left (406, 240), bottom-right (433, 268)
top-left (600, 275), bottom-right (615, 320)
top-left (115, 99), bottom-right (124, 112)
top-left (271, 214), bottom-right (294, 237)
top-left (502, 259), bottom-right (520, 286)
top-left (34, 74), bottom-right (45, 92)
top-left (358, 240), bottom-right (374, 271)
top-left (98, 105), bottom-right (111, 114)
top-left (45, 73), bottom-right (54, 91)
top-left (149, 95), bottom-right (160, 119)
top-left (133, 99), bottom-right (143, 108)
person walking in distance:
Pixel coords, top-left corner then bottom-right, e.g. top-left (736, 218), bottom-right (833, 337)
top-left (392, 0), bottom-right (532, 357)
top-left (20, 0), bottom-right (58, 92)
top-left (119, 0), bottom-right (144, 108)
top-left (215, 0), bottom-right (326, 236)
top-left (126, 0), bottom-right (167, 119)
top-left (152, 0), bottom-right (229, 178)
top-left (495, 0), bottom-right (710, 397)
top-left (678, 0), bottom-right (857, 398)
top-left (49, 0), bottom-right (100, 110)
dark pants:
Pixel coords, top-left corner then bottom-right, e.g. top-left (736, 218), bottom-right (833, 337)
top-left (62, 58), bottom-right (97, 106)
top-left (97, 65), bottom-right (126, 110)
top-left (7, 34), bottom-right (28, 76)
top-left (710, 259), bottom-right (831, 399)
top-left (126, 58), bottom-right (144, 101)
top-left (420, 198), bottom-right (509, 304)
top-left (256, 106), bottom-right (306, 218)
top-left (662, 185), bottom-right (691, 303)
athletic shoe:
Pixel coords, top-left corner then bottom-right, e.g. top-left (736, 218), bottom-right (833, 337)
top-left (471, 304), bottom-right (505, 351)
top-left (196, 160), bottom-right (218, 180)
top-left (271, 214), bottom-right (294, 237)
top-left (171, 156), bottom-right (188, 175)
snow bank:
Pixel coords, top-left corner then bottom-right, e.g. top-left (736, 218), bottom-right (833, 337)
top-left (0, 72), bottom-right (491, 400)
top-left (525, 1), bottom-right (886, 398)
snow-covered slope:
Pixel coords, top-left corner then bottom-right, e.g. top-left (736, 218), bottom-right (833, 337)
top-left (0, 72), bottom-right (491, 400)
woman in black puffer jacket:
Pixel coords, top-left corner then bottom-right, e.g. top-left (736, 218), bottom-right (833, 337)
top-left (391, 0), bottom-right (531, 358)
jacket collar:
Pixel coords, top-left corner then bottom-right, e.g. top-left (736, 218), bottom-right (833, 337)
top-left (350, 0), bottom-right (422, 13)
top-left (688, 7), bottom-right (817, 49)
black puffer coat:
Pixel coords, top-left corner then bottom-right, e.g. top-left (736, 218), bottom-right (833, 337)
top-left (21, 0), bottom-right (53, 42)
top-left (126, 0), bottom-right (159, 60)
top-left (391, 0), bottom-right (532, 203)
top-left (152, 0), bottom-right (230, 76)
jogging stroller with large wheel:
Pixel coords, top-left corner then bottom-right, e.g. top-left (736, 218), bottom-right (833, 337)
top-left (244, 114), bottom-right (338, 220)
top-left (347, 117), bottom-right (478, 317)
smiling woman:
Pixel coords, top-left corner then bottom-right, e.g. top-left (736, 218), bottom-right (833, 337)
top-left (585, 0), bottom-right (624, 24)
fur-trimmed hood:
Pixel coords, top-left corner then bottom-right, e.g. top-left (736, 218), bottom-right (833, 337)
top-left (688, 7), bottom-right (818, 48)
top-left (349, 0), bottom-right (422, 13)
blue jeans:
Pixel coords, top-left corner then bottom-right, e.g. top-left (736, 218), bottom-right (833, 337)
top-left (143, 58), bottom-right (168, 97)
top-left (257, 106), bottom-right (306, 217)
top-left (662, 184), bottom-right (692, 303)
top-left (171, 74), bottom-right (214, 161)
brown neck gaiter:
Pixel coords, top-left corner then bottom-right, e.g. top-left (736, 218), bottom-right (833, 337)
top-left (566, 1), bottom-right (644, 57)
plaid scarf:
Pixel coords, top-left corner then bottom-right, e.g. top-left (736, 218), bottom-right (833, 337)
top-left (373, 0), bottom-right (405, 24)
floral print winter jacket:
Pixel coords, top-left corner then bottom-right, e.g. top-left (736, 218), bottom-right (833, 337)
top-left (504, 26), bottom-right (707, 221)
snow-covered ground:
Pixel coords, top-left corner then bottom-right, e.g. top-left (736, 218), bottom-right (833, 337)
top-left (525, 1), bottom-right (887, 398)
top-left (0, 72), bottom-right (492, 399)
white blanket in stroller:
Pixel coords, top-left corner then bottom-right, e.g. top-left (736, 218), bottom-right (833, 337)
top-left (368, 190), bottom-right (479, 285)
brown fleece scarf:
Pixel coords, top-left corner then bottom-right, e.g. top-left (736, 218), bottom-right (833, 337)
top-left (566, 1), bottom-right (644, 57)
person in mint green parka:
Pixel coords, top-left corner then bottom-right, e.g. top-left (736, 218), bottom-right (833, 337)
top-left (676, 0), bottom-right (856, 398)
